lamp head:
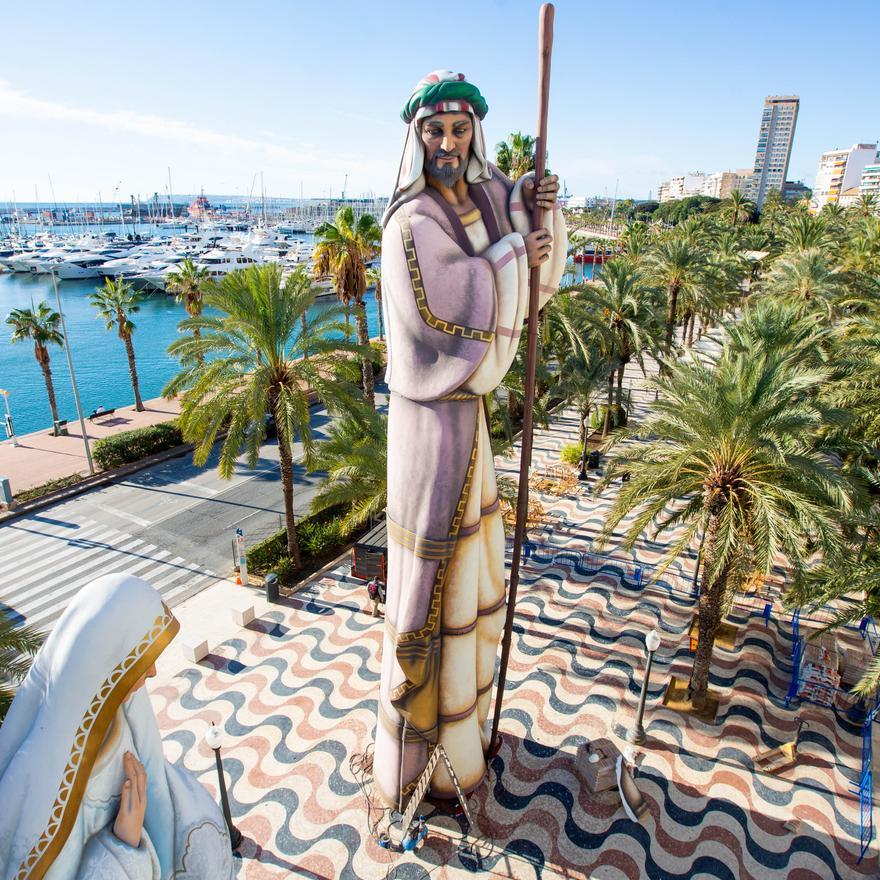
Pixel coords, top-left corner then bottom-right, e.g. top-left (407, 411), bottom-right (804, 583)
top-left (205, 723), bottom-right (223, 751)
top-left (645, 629), bottom-right (661, 653)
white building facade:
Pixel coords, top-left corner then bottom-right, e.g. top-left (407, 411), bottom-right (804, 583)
top-left (860, 165), bottom-right (880, 204)
top-left (811, 144), bottom-right (879, 212)
top-left (657, 173), bottom-right (707, 203)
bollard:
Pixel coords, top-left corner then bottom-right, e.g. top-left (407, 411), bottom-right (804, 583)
top-left (265, 572), bottom-right (279, 604)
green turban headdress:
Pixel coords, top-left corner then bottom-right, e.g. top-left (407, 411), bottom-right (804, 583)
top-left (400, 71), bottom-right (488, 124)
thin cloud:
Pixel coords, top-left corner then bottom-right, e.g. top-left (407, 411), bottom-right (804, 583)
top-left (0, 80), bottom-right (386, 177)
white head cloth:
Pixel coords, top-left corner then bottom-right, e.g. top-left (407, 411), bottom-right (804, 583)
top-left (382, 69), bottom-right (491, 227)
top-left (0, 574), bottom-right (180, 879)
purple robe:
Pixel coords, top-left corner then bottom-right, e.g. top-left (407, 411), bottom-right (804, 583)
top-left (375, 167), bottom-right (567, 806)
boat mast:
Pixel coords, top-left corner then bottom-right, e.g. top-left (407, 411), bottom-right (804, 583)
top-left (167, 167), bottom-right (174, 221)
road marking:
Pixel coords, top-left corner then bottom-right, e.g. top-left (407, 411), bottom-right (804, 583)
top-left (111, 509), bottom-right (153, 528)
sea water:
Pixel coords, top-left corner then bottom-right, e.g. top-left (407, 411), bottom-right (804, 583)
top-left (0, 272), bottom-right (381, 436)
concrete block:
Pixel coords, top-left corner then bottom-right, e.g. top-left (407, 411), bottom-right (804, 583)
top-left (231, 604), bottom-right (255, 627)
top-left (182, 640), bottom-right (209, 663)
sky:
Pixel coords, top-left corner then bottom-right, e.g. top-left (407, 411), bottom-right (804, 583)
top-left (1, 0), bottom-right (878, 203)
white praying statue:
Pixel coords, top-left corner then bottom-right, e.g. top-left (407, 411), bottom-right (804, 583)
top-left (0, 574), bottom-right (234, 879)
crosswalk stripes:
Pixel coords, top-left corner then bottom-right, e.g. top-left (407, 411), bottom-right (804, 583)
top-left (1, 514), bottom-right (220, 633)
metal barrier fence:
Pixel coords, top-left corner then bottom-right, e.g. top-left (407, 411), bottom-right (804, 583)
top-left (854, 720), bottom-right (874, 863)
top-left (787, 606), bottom-right (878, 863)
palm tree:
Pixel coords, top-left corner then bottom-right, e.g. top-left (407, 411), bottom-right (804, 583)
top-left (761, 248), bottom-right (842, 317)
top-left (852, 193), bottom-right (878, 218)
top-left (781, 214), bottom-right (832, 254)
top-left (0, 615), bottom-right (44, 721)
top-left (583, 260), bottom-right (660, 436)
top-left (544, 290), bottom-right (612, 444)
top-left (308, 402), bottom-right (387, 531)
top-left (645, 237), bottom-right (706, 354)
top-left (619, 222), bottom-right (651, 263)
top-left (725, 189), bottom-right (754, 226)
top-left (163, 264), bottom-right (362, 568)
top-left (366, 266), bottom-right (384, 341)
top-left (166, 259), bottom-right (211, 368)
top-left (494, 132), bottom-right (537, 181)
top-left (313, 207), bottom-right (381, 409)
top-left (825, 315), bottom-right (880, 481)
top-left (724, 298), bottom-right (834, 370)
top-left (599, 347), bottom-right (853, 709)
top-left (90, 277), bottom-right (144, 411)
top-left (6, 301), bottom-right (64, 426)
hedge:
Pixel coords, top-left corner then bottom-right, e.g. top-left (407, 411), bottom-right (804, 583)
top-left (245, 504), bottom-right (353, 583)
top-left (560, 442), bottom-right (584, 466)
top-left (16, 473), bottom-right (84, 504)
top-left (93, 421), bottom-right (183, 470)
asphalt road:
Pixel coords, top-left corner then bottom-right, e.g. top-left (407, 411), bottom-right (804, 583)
top-left (1, 386), bottom-right (388, 632)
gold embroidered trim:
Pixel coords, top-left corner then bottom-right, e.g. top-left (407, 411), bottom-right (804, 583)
top-left (438, 391), bottom-right (480, 401)
top-left (18, 606), bottom-right (179, 880)
top-left (390, 418), bottom-right (480, 704)
top-left (387, 518), bottom-right (458, 561)
top-left (397, 211), bottom-right (495, 343)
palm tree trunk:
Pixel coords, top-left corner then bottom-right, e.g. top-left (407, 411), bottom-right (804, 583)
top-left (602, 370), bottom-right (614, 438)
top-left (665, 283), bottom-right (679, 350)
top-left (685, 312), bottom-right (695, 347)
top-left (688, 514), bottom-right (729, 708)
top-left (355, 302), bottom-right (375, 409)
top-left (579, 402), bottom-right (590, 444)
top-left (276, 417), bottom-right (302, 569)
top-left (376, 292), bottom-right (385, 341)
top-left (508, 390), bottom-right (522, 427)
top-left (344, 304), bottom-right (351, 343)
top-left (616, 365), bottom-right (625, 407)
top-left (36, 346), bottom-right (60, 425)
top-left (123, 333), bottom-right (144, 411)
top-left (301, 312), bottom-right (309, 359)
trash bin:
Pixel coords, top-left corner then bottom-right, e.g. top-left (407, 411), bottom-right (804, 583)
top-left (588, 449), bottom-right (600, 469)
top-left (264, 572), bottom-right (279, 604)
top-left (53, 419), bottom-right (69, 437)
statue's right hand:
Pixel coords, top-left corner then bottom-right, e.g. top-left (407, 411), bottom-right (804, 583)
top-left (113, 751), bottom-right (147, 848)
top-left (524, 229), bottom-right (552, 268)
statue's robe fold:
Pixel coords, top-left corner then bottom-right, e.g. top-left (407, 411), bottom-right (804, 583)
top-left (375, 169), bottom-right (567, 806)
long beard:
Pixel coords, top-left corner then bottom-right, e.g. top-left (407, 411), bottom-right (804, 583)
top-left (426, 151), bottom-right (468, 187)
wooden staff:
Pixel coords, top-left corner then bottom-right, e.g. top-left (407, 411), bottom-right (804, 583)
top-left (488, 1), bottom-right (555, 753)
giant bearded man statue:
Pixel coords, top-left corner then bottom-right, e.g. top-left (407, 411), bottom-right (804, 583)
top-left (375, 70), bottom-right (567, 807)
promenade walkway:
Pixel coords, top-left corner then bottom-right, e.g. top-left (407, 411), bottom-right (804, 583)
top-left (144, 372), bottom-right (874, 879)
top-left (0, 396), bottom-right (181, 494)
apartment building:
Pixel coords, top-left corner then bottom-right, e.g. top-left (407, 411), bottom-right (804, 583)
top-left (747, 96), bottom-right (799, 208)
top-left (811, 143), bottom-right (879, 212)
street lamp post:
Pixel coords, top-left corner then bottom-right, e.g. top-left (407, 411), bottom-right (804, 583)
top-left (627, 629), bottom-right (662, 745)
top-left (205, 724), bottom-right (243, 850)
top-left (578, 414), bottom-right (590, 481)
top-left (0, 390), bottom-right (18, 447)
top-left (50, 270), bottom-right (95, 475)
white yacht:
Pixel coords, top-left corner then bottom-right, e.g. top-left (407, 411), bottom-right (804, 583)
top-left (195, 250), bottom-right (265, 279)
top-left (56, 253), bottom-right (115, 280)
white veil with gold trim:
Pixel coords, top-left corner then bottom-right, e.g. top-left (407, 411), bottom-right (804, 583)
top-left (0, 574), bottom-right (226, 880)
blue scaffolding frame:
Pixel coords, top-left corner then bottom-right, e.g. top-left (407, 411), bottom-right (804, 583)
top-left (786, 607), bottom-right (878, 863)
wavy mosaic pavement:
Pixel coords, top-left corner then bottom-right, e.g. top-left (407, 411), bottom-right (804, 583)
top-left (149, 399), bottom-right (876, 879)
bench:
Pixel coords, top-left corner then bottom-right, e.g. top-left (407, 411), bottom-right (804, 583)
top-left (88, 407), bottom-right (116, 421)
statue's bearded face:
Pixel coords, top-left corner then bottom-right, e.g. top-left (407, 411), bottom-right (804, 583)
top-left (421, 112), bottom-right (473, 187)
